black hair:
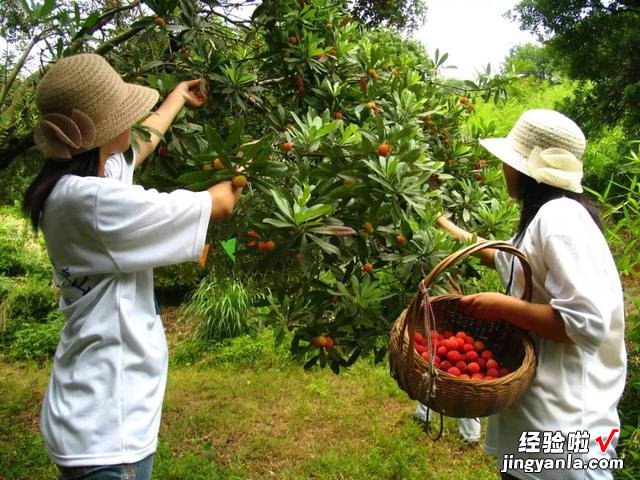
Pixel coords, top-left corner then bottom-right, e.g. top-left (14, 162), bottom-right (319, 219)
top-left (23, 148), bottom-right (100, 232)
top-left (513, 173), bottom-right (603, 246)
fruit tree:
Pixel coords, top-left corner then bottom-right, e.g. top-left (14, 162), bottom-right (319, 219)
top-left (0, 0), bottom-right (518, 372)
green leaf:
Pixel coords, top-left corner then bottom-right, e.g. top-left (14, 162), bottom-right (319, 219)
top-left (293, 204), bottom-right (334, 224)
top-left (220, 238), bottom-right (236, 263)
top-left (39, 0), bottom-right (55, 18)
top-left (270, 189), bottom-right (294, 220)
top-left (263, 218), bottom-right (293, 228)
top-left (204, 125), bottom-right (226, 153)
top-left (308, 234), bottom-right (341, 256)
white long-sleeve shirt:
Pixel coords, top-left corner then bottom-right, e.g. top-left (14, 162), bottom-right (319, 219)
top-left (485, 197), bottom-right (626, 480)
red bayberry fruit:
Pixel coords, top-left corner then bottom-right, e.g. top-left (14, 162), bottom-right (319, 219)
top-left (466, 350), bottom-right (479, 362)
top-left (377, 143), bottom-right (392, 156)
top-left (447, 350), bottom-right (461, 363)
top-left (467, 362), bottom-right (481, 374)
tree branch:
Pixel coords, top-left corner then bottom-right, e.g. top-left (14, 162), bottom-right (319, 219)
top-left (94, 23), bottom-right (149, 55)
top-left (0, 28), bottom-right (52, 113)
top-left (64, 1), bottom-right (142, 56)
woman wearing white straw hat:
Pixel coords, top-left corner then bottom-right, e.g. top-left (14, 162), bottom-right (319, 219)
top-left (436, 109), bottom-right (626, 480)
top-left (23, 53), bottom-right (244, 479)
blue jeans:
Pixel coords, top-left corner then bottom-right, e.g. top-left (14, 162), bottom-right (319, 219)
top-left (58, 453), bottom-right (154, 480)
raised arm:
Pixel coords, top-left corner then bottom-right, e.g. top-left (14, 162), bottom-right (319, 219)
top-left (436, 215), bottom-right (496, 268)
top-left (134, 79), bottom-right (206, 166)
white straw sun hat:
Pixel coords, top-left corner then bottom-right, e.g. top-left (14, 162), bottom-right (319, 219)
top-left (479, 109), bottom-right (586, 193)
top-left (34, 53), bottom-right (159, 160)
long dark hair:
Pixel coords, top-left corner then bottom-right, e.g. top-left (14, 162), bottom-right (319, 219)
top-left (513, 173), bottom-right (602, 246)
top-left (23, 149), bottom-right (100, 231)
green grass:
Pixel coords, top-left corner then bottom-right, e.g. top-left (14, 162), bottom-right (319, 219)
top-left (0, 335), bottom-right (500, 480)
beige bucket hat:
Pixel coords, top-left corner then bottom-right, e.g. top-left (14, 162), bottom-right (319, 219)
top-left (34, 53), bottom-right (159, 160)
top-left (479, 109), bottom-right (586, 193)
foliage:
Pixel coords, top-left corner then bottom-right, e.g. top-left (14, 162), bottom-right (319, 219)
top-left (171, 327), bottom-right (294, 368)
top-left (126, 0), bottom-right (510, 371)
top-left (502, 43), bottom-right (563, 82)
top-left (348, 0), bottom-right (426, 31)
top-left (9, 310), bottom-right (64, 361)
top-left (509, 0), bottom-right (640, 137)
top-left (585, 147), bottom-right (640, 278)
top-left (617, 303), bottom-right (640, 479)
top-left (0, 0), bottom-right (522, 374)
top-left (0, 205), bottom-right (50, 277)
top-left (184, 276), bottom-right (255, 341)
top-left (0, 206), bottom-right (61, 359)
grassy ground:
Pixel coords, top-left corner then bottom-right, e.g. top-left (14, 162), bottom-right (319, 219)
top-left (0, 313), bottom-right (500, 480)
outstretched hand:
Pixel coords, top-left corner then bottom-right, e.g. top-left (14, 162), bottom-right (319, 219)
top-left (173, 79), bottom-right (207, 108)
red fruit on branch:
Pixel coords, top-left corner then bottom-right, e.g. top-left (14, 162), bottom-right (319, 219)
top-left (265, 240), bottom-right (276, 251)
top-left (362, 262), bottom-right (374, 273)
top-left (311, 336), bottom-right (327, 348)
top-left (282, 142), bottom-right (293, 152)
top-left (248, 230), bottom-right (260, 238)
top-left (213, 158), bottom-right (223, 169)
top-left (324, 337), bottom-right (334, 349)
top-left (377, 143), bottom-right (392, 156)
top-left (158, 144), bottom-right (169, 157)
top-left (334, 112), bottom-right (343, 120)
top-left (362, 221), bottom-right (374, 234)
top-left (396, 234), bottom-right (406, 246)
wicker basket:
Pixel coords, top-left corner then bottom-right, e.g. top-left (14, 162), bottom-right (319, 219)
top-left (389, 240), bottom-right (537, 419)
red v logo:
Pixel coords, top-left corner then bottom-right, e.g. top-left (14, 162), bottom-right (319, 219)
top-left (595, 429), bottom-right (619, 452)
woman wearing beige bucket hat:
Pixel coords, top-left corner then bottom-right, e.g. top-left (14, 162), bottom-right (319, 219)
top-left (23, 53), bottom-right (245, 479)
top-left (436, 109), bottom-right (626, 480)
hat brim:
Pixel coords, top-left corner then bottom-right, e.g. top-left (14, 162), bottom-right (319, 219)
top-left (93, 83), bottom-right (160, 147)
top-left (479, 137), bottom-right (531, 177)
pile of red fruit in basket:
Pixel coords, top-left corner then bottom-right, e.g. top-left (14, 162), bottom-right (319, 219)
top-left (414, 330), bottom-right (511, 380)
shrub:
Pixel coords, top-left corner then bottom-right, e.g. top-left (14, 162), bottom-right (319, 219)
top-left (9, 310), bottom-right (64, 361)
top-left (184, 277), bottom-right (254, 342)
top-left (0, 276), bottom-right (58, 346)
top-left (617, 301), bottom-right (640, 479)
top-left (171, 328), bottom-right (293, 369)
top-left (0, 205), bottom-right (50, 278)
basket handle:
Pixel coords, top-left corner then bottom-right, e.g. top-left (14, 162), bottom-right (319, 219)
top-left (423, 240), bottom-right (533, 302)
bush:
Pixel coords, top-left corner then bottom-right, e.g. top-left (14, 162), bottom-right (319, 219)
top-left (0, 276), bottom-right (58, 346)
top-left (616, 300), bottom-right (640, 479)
top-left (0, 205), bottom-right (50, 278)
top-left (171, 328), bottom-right (293, 369)
top-left (184, 276), bottom-right (255, 342)
top-left (9, 310), bottom-right (64, 361)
